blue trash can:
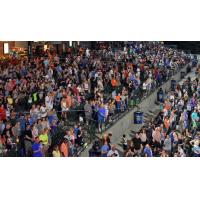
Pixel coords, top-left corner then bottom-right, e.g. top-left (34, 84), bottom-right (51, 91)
top-left (134, 111), bottom-right (143, 124)
top-left (171, 80), bottom-right (176, 91)
top-left (157, 88), bottom-right (164, 103)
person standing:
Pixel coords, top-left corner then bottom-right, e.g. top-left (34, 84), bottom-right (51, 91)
top-left (115, 93), bottom-right (121, 112)
top-left (163, 135), bottom-right (172, 156)
top-left (52, 145), bottom-right (61, 157)
top-left (132, 133), bottom-right (142, 156)
top-left (0, 104), bottom-right (6, 121)
top-left (24, 124), bottom-right (33, 156)
top-left (32, 137), bottom-right (43, 157)
top-left (39, 128), bottom-right (49, 154)
top-left (84, 100), bottom-right (92, 125)
top-left (60, 139), bottom-right (69, 157)
top-left (97, 104), bottom-right (106, 133)
top-left (107, 145), bottom-right (119, 157)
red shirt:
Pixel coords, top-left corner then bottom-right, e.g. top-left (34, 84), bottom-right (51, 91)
top-left (0, 107), bottom-right (6, 120)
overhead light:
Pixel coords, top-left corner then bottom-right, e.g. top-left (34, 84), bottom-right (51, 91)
top-left (44, 45), bottom-right (48, 51)
top-left (69, 41), bottom-right (72, 47)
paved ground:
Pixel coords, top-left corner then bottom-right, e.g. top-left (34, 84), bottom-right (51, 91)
top-left (115, 105), bottom-right (161, 156)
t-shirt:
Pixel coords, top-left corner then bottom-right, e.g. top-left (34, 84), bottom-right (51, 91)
top-left (132, 137), bottom-right (141, 150)
top-left (24, 129), bottom-right (32, 142)
top-left (7, 97), bottom-right (13, 105)
top-left (19, 118), bottom-right (26, 132)
top-left (33, 93), bottom-right (38, 102)
top-left (32, 143), bottom-right (43, 157)
top-left (191, 112), bottom-right (198, 121)
top-left (74, 127), bottom-right (79, 139)
top-left (45, 96), bottom-right (53, 110)
top-left (164, 139), bottom-right (171, 151)
top-left (143, 147), bottom-right (153, 157)
top-left (60, 142), bottom-right (68, 157)
top-left (52, 150), bottom-right (61, 157)
top-left (0, 107), bottom-right (6, 120)
top-left (107, 150), bottom-right (119, 157)
top-left (66, 96), bottom-right (72, 108)
top-left (164, 118), bottom-right (170, 130)
top-left (111, 79), bottom-right (117, 87)
top-left (39, 134), bottom-right (48, 145)
top-left (98, 108), bottom-right (105, 120)
top-left (48, 115), bottom-right (54, 125)
top-left (192, 145), bottom-right (200, 154)
top-left (101, 144), bottom-right (109, 157)
top-left (115, 95), bottom-right (121, 102)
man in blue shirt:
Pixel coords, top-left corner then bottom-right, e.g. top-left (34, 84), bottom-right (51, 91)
top-left (74, 125), bottom-right (79, 140)
top-left (98, 104), bottom-right (105, 133)
top-left (32, 137), bottom-right (43, 157)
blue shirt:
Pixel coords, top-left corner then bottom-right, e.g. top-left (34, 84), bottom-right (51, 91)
top-left (28, 117), bottom-right (34, 126)
top-left (143, 147), bottom-right (153, 157)
top-left (56, 65), bottom-right (62, 73)
top-left (98, 108), bottom-right (105, 120)
top-left (101, 145), bottom-right (109, 157)
top-left (18, 118), bottom-right (26, 132)
top-left (74, 127), bottom-right (79, 139)
top-left (32, 143), bottom-right (43, 157)
top-left (169, 132), bottom-right (174, 143)
top-left (48, 115), bottom-right (54, 125)
top-left (191, 112), bottom-right (198, 121)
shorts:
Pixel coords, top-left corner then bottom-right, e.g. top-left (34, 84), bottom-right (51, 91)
top-left (98, 118), bottom-right (104, 124)
top-left (62, 107), bottom-right (68, 112)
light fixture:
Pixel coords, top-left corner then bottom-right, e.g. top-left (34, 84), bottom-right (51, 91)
top-left (69, 41), bottom-right (72, 47)
top-left (3, 43), bottom-right (9, 54)
top-left (44, 44), bottom-right (48, 51)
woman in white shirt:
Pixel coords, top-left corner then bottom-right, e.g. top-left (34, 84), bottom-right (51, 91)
top-left (45, 93), bottom-right (53, 110)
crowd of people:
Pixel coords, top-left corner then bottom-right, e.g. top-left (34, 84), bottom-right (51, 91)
top-left (0, 41), bottom-right (193, 157)
top-left (90, 68), bottom-right (200, 157)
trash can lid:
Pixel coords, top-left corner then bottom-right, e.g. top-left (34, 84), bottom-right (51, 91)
top-left (135, 111), bottom-right (143, 114)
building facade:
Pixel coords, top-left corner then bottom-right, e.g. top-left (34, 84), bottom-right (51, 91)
top-left (0, 41), bottom-right (28, 57)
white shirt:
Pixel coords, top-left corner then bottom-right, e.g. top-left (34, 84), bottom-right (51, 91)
top-left (86, 49), bottom-right (90, 57)
top-left (45, 95), bottom-right (53, 110)
top-left (143, 82), bottom-right (147, 90)
top-left (40, 106), bottom-right (47, 118)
